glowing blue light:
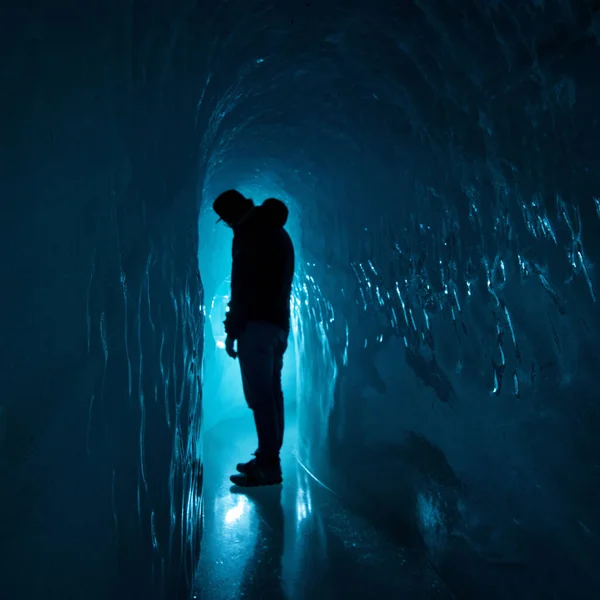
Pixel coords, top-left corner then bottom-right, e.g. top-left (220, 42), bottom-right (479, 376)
top-left (224, 496), bottom-right (250, 525)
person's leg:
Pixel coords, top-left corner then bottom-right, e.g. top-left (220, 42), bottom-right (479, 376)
top-left (237, 322), bottom-right (281, 463)
top-left (272, 333), bottom-right (287, 452)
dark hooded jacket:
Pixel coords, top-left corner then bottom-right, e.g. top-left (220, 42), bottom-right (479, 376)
top-left (224, 198), bottom-right (295, 339)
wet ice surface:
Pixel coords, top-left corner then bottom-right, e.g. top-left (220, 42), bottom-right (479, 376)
top-left (194, 412), bottom-right (451, 600)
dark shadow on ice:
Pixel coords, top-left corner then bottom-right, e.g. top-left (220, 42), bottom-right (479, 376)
top-left (329, 429), bottom-right (463, 553)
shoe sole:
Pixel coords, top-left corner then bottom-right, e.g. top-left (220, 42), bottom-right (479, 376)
top-left (236, 464), bottom-right (281, 474)
top-left (230, 474), bottom-right (283, 487)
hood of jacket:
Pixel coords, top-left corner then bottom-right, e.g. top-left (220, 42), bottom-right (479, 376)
top-left (237, 197), bottom-right (289, 230)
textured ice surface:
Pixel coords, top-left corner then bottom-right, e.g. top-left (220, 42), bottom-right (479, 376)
top-left (2, 1), bottom-right (600, 599)
top-left (1, 2), bottom-right (205, 599)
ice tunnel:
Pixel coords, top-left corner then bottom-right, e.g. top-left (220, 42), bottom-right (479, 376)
top-left (1, 1), bottom-right (600, 599)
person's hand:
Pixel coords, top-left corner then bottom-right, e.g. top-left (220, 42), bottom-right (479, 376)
top-left (225, 335), bottom-right (237, 359)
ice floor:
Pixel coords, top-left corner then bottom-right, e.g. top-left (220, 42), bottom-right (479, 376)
top-left (193, 410), bottom-right (453, 600)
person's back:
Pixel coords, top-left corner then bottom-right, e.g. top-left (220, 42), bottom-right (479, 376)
top-left (213, 190), bottom-right (295, 487)
top-left (228, 198), bottom-right (295, 339)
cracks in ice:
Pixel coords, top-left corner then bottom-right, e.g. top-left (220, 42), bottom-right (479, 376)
top-left (120, 267), bottom-right (133, 400)
top-left (137, 276), bottom-right (148, 494)
top-left (87, 311), bottom-right (108, 455)
top-left (302, 182), bottom-right (595, 403)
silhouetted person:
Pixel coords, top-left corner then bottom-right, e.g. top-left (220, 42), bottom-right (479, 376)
top-left (213, 189), bottom-right (295, 487)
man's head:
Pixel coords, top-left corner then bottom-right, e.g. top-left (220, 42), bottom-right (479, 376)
top-left (213, 189), bottom-right (254, 227)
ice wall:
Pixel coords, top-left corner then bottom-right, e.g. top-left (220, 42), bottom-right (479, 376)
top-left (0, 2), bottom-right (205, 598)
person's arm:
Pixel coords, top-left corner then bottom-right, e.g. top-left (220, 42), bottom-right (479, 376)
top-left (224, 233), bottom-right (257, 339)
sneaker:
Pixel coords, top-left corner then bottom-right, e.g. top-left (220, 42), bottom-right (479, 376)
top-left (236, 456), bottom-right (258, 474)
top-left (230, 458), bottom-right (282, 487)
top-left (236, 452), bottom-right (281, 474)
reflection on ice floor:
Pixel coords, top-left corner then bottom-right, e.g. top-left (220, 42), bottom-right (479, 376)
top-left (193, 412), bottom-right (452, 599)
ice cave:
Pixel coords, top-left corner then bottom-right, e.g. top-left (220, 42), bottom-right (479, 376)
top-left (1, 1), bottom-right (599, 599)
